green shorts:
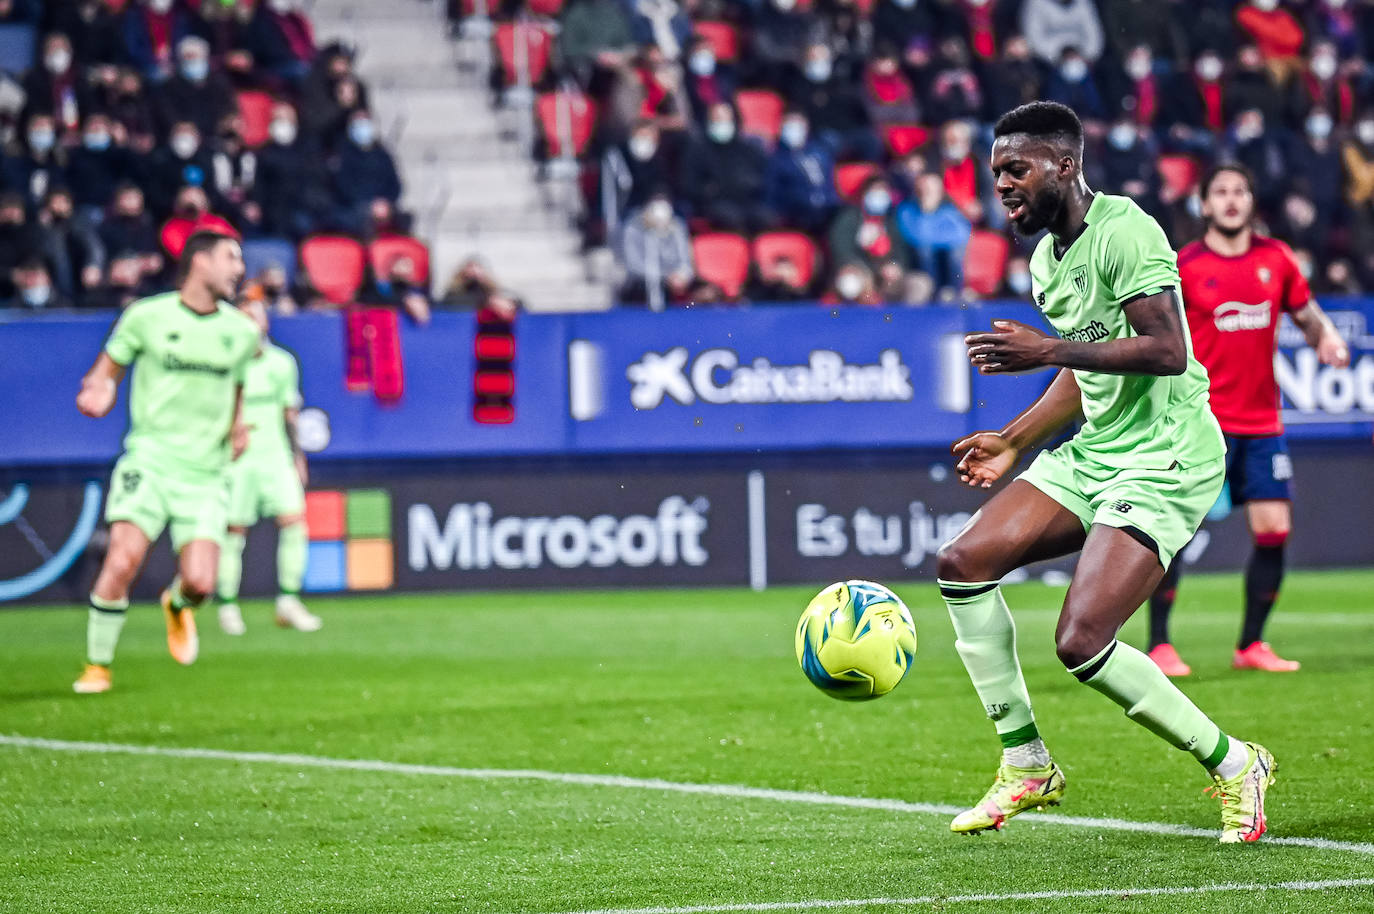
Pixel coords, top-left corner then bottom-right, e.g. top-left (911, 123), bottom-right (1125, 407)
top-left (226, 457), bottom-right (305, 527)
top-left (1018, 443), bottom-right (1226, 569)
top-left (104, 453), bottom-right (230, 552)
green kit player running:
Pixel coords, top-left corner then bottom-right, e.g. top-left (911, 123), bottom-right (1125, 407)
top-left (74, 231), bottom-right (259, 694)
top-left (937, 103), bottom-right (1274, 844)
top-left (216, 296), bottom-right (322, 635)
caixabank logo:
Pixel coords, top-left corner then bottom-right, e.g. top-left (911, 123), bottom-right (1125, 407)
top-left (302, 489), bottom-right (395, 592)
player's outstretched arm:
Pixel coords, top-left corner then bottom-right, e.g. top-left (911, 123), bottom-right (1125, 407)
top-left (952, 368), bottom-right (1081, 488)
top-left (76, 353), bottom-right (126, 418)
top-left (966, 290), bottom-right (1189, 376)
top-left (1291, 299), bottom-right (1351, 367)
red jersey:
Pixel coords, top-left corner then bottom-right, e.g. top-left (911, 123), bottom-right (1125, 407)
top-left (1177, 234), bottom-right (1311, 436)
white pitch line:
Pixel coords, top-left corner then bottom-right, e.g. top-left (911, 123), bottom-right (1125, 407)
top-left (550, 879), bottom-right (1374, 914)
top-left (3, 734), bottom-right (1373, 860)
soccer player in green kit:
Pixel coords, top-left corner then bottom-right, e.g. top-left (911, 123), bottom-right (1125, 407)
top-left (74, 231), bottom-right (259, 694)
top-left (936, 103), bottom-right (1275, 843)
top-left (216, 295), bottom-right (322, 635)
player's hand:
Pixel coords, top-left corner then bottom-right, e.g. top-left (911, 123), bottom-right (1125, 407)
top-left (295, 452), bottom-right (309, 487)
top-left (965, 320), bottom-right (1057, 373)
top-left (951, 432), bottom-right (1018, 489)
top-left (76, 377), bottom-right (116, 418)
top-left (1316, 331), bottom-right (1350, 368)
top-left (231, 423), bottom-right (254, 460)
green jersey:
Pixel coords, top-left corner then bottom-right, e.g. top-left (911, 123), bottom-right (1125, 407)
top-left (1028, 193), bottom-right (1225, 469)
top-left (104, 292), bottom-right (259, 477)
top-left (238, 341), bottom-right (302, 466)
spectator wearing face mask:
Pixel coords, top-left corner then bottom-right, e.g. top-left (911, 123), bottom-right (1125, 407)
top-left (1226, 107), bottom-right (1288, 214)
top-left (1285, 40), bottom-right (1356, 129)
top-left (616, 192), bottom-right (695, 308)
top-left (1235, 0), bottom-right (1305, 78)
top-left (253, 103), bottom-right (328, 239)
top-left (1100, 120), bottom-right (1161, 214)
top-left (789, 42), bottom-right (881, 163)
top-left (149, 119), bottom-right (214, 216)
top-left (682, 36), bottom-right (736, 123)
top-left (1284, 108), bottom-right (1343, 227)
top-left (599, 119), bottom-right (677, 245)
top-left (935, 119), bottom-right (987, 226)
top-left (925, 37), bottom-right (982, 126)
top-left (2, 112), bottom-right (69, 209)
top-left (862, 48), bottom-right (921, 128)
top-left (1044, 48), bottom-right (1105, 123)
top-left (121, 0), bottom-right (199, 82)
top-left (153, 36), bottom-right (236, 138)
top-left (300, 43), bottom-right (369, 146)
top-left (764, 109), bottom-right (839, 233)
top-left (1105, 44), bottom-right (1163, 129)
top-left (1001, 256), bottom-right (1033, 299)
top-left (34, 187), bottom-right (103, 300)
top-left (823, 262), bottom-right (882, 306)
top-left (828, 175), bottom-right (910, 283)
top-left (46, 0), bottom-right (122, 66)
top-left (100, 184), bottom-right (162, 275)
top-left (896, 172), bottom-right (970, 300)
top-left (0, 192), bottom-right (41, 300)
top-left (980, 34), bottom-right (1043, 122)
top-left (247, 0), bottom-right (317, 84)
top-left (744, 0), bottom-right (817, 90)
top-left (208, 114), bottom-right (260, 230)
top-left (331, 109), bottom-right (402, 234)
top-left (67, 113), bottom-right (131, 221)
top-left (21, 32), bottom-right (85, 134)
top-left (680, 102), bottom-right (774, 232)
top-left (1165, 50), bottom-right (1228, 156)
top-left (1020, 0), bottom-right (1104, 68)
top-left (3, 258), bottom-right (72, 310)
top-left (363, 255), bottom-right (432, 325)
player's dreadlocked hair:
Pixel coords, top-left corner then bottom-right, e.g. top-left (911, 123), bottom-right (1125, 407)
top-left (1200, 163), bottom-right (1255, 199)
top-left (994, 101), bottom-right (1084, 158)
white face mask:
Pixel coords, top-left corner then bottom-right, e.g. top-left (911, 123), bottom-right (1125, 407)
top-left (1251, 0), bottom-right (1279, 10)
top-left (836, 272), bottom-right (864, 299)
top-left (1307, 113), bottom-right (1334, 139)
top-left (773, 0), bottom-right (796, 11)
top-left (780, 119), bottom-right (807, 149)
top-left (1196, 57), bottom-right (1223, 81)
top-left (1125, 55), bottom-right (1151, 81)
top-left (22, 284), bottom-right (52, 307)
top-left (1109, 125), bottom-right (1136, 150)
top-left (1312, 55), bottom-right (1338, 81)
top-left (863, 188), bottom-right (891, 215)
top-left (171, 133), bottom-right (199, 159)
top-left (688, 50), bottom-right (716, 77)
top-left (1060, 58), bottom-right (1089, 83)
top-left (1358, 121), bottom-right (1374, 145)
top-left (349, 119), bottom-right (376, 147)
top-left (628, 134), bottom-right (657, 160)
top-left (148, 0), bottom-right (174, 13)
top-left (1007, 271), bottom-right (1032, 295)
top-left (707, 120), bottom-right (734, 143)
top-left (45, 49), bottom-right (72, 74)
top-left (268, 0), bottom-right (295, 12)
top-left (269, 119), bottom-right (297, 145)
top-left (804, 58), bottom-right (832, 83)
top-left (646, 200), bottom-right (673, 226)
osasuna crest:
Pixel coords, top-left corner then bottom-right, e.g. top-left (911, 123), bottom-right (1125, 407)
top-left (1258, 266), bottom-right (1272, 284)
top-left (1070, 264), bottom-right (1090, 300)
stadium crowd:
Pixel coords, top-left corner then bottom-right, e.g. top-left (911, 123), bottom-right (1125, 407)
top-left (0, 0), bottom-right (440, 315)
top-left (462, 0), bottom-right (1374, 306)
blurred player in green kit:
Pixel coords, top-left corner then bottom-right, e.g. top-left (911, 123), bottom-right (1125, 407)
top-left (75, 231), bottom-right (259, 693)
top-left (216, 293), bottom-right (322, 635)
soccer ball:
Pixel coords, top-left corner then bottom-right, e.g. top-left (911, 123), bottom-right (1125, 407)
top-left (794, 580), bottom-right (917, 701)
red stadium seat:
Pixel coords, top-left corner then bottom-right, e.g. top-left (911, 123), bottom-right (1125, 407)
top-left (300, 235), bottom-right (366, 305)
top-left (963, 229), bottom-right (1010, 297)
top-left (692, 232), bottom-right (751, 300)
top-left (159, 214), bottom-right (239, 258)
top-left (883, 124), bottom-right (930, 158)
top-left (694, 21), bottom-right (740, 62)
top-left (368, 235), bottom-right (431, 285)
top-left (752, 231), bottom-right (819, 287)
top-left (735, 89), bottom-right (784, 146)
top-left (536, 91), bottom-right (597, 158)
top-left (237, 90), bottom-right (275, 149)
top-left (834, 161), bottom-right (880, 201)
top-left (1157, 154), bottom-right (1201, 198)
top-left (526, 0), bottom-right (565, 16)
top-left (495, 22), bottom-right (552, 87)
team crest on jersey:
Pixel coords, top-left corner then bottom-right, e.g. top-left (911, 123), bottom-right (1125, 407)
top-left (1258, 266), bottom-right (1271, 284)
top-left (1070, 265), bottom-right (1089, 299)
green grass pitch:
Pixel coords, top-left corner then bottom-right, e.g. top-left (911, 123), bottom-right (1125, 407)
top-left (2, 571), bottom-right (1372, 913)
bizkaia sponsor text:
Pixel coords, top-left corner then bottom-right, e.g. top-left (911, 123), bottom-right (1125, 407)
top-left (407, 496), bottom-right (710, 571)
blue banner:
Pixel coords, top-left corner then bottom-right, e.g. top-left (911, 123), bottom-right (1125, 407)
top-left (2, 300), bottom-right (1370, 467)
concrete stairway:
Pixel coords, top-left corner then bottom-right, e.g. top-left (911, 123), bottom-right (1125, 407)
top-left (306, 0), bottom-right (611, 311)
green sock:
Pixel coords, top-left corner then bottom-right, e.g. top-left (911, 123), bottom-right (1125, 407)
top-left (277, 522), bottom-right (307, 596)
top-left (87, 594), bottom-right (128, 666)
top-left (1072, 640), bottom-right (1228, 768)
top-left (217, 532), bottom-right (245, 604)
top-left (939, 580), bottom-right (1039, 748)
top-left (168, 575), bottom-right (206, 611)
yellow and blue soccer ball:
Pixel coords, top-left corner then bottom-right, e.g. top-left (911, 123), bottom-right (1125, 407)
top-left (795, 580), bottom-right (917, 701)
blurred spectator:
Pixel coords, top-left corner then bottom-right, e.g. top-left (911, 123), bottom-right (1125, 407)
top-left (625, 0), bottom-right (693, 60)
top-left (1225, 107), bottom-right (1287, 213)
top-left (68, 112), bottom-right (131, 219)
top-left (21, 31), bottom-right (83, 134)
top-left (153, 36), bottom-right (235, 138)
top-left (889, 147), bottom-right (929, 200)
top-left (1001, 255), bottom-right (1033, 299)
top-left (103, 67), bottom-right (158, 153)
top-left (247, 0), bottom-right (317, 84)
top-left (616, 192), bottom-right (694, 307)
top-left (99, 183), bottom-right (161, 275)
top-left (942, 0), bottom-right (1021, 63)
top-left (981, 34), bottom-right (1042, 121)
top-left (871, 0), bottom-right (944, 69)
top-left (1020, 0), bottom-right (1104, 67)
top-left (744, 0), bottom-right (816, 90)
top-left (926, 36), bottom-right (982, 125)
top-left (363, 254), bottom-right (431, 325)
top-left (87, 249), bottom-right (156, 309)
top-left (1044, 47), bottom-right (1105, 123)
top-left (1228, 44), bottom-right (1283, 128)
top-left (1234, 0), bottom-right (1304, 77)
top-left (747, 253), bottom-right (812, 302)
top-left (935, 120), bottom-right (986, 225)
top-left (822, 261), bottom-right (881, 306)
top-left (208, 113), bottom-right (260, 230)
top-left (332, 109), bottom-right (402, 233)
top-left (789, 41), bottom-right (880, 162)
top-left (121, 0), bottom-right (199, 82)
top-left (149, 119), bottom-right (214, 215)
top-left (1285, 108), bottom-right (1343, 226)
top-left (4, 257), bottom-right (71, 310)
top-left (300, 42), bottom-right (369, 146)
top-left (896, 172), bottom-right (970, 299)
top-left (828, 174), bottom-right (910, 283)
top-left (440, 257), bottom-right (501, 310)
top-left (1166, 50), bottom-right (1227, 155)
top-left (1308, 0), bottom-right (1362, 60)
top-left (47, 0), bottom-right (123, 66)
top-left (861, 47), bottom-right (921, 128)
top-left (558, 0), bottom-right (636, 94)
top-left (34, 186), bottom-right (102, 301)
top-left (242, 263), bottom-right (300, 314)
top-left (1100, 0), bottom-right (1187, 68)
top-left (763, 109), bottom-right (838, 233)
top-left (680, 101), bottom-right (773, 231)
top-left (1285, 40), bottom-right (1356, 128)
top-left (0, 192), bottom-right (41, 299)
top-left (2, 111), bottom-right (69, 208)
top-left (1275, 192), bottom-right (1327, 253)
top-left (1104, 44), bottom-right (1163, 129)
top-left (1176, 0), bottom-right (1239, 59)
top-left (682, 35), bottom-right (736, 123)
top-left (253, 102), bottom-right (328, 239)
top-left (813, 0), bottom-right (868, 75)
top-left (599, 119), bottom-right (677, 243)
top-left (1320, 258), bottom-right (1362, 295)
top-left (1342, 113), bottom-right (1374, 237)
top-left (1100, 120), bottom-right (1160, 213)
top-left (159, 184), bottom-right (234, 258)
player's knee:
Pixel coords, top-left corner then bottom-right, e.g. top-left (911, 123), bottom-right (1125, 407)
top-left (180, 571), bottom-right (215, 603)
top-left (936, 539), bottom-right (990, 583)
top-left (104, 547), bottom-right (142, 587)
top-left (1055, 621), bottom-right (1112, 671)
top-left (1253, 529), bottom-right (1289, 549)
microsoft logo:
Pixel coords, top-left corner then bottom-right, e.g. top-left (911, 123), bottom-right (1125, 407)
top-left (302, 489), bottom-right (394, 592)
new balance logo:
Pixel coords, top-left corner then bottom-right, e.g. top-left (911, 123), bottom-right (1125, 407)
top-left (1108, 500), bottom-right (1132, 514)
